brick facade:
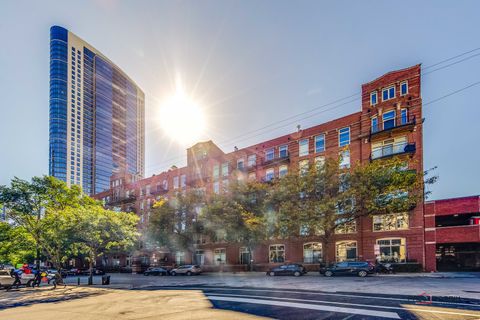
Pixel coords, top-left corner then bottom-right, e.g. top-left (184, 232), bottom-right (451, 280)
top-left (94, 65), bottom-right (430, 271)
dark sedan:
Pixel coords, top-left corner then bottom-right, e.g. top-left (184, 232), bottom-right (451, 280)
top-left (143, 267), bottom-right (169, 276)
top-left (320, 261), bottom-right (375, 277)
top-left (267, 264), bottom-right (307, 277)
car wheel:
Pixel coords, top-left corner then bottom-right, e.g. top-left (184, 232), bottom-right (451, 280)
top-left (293, 271), bottom-right (301, 277)
top-left (358, 270), bottom-right (368, 277)
top-left (26, 280), bottom-right (33, 287)
top-left (269, 271), bottom-right (275, 276)
top-left (171, 271), bottom-right (176, 276)
top-left (186, 271), bottom-right (192, 276)
top-left (324, 271), bottom-right (333, 277)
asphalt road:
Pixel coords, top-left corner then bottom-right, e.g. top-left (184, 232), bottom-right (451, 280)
top-left (142, 285), bottom-right (480, 319)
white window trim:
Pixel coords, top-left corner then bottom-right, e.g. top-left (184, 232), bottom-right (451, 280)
top-left (314, 134), bottom-right (325, 153)
top-left (299, 139), bottom-right (309, 156)
top-left (382, 85), bottom-right (396, 102)
top-left (338, 127), bottom-right (350, 147)
top-left (400, 81), bottom-right (408, 96)
top-left (382, 109), bottom-right (396, 129)
top-left (279, 145), bottom-right (288, 157)
top-left (370, 91), bottom-right (378, 105)
top-left (269, 244), bottom-right (286, 263)
top-left (335, 240), bottom-right (357, 262)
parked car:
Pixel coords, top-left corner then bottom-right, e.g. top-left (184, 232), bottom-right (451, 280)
top-left (0, 269), bottom-right (35, 288)
top-left (320, 261), bottom-right (375, 277)
top-left (267, 264), bottom-right (307, 277)
top-left (170, 265), bottom-right (201, 276)
top-left (143, 267), bottom-right (169, 276)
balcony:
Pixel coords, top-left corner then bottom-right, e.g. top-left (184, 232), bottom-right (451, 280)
top-left (150, 188), bottom-right (168, 196)
top-left (370, 116), bottom-right (416, 140)
top-left (107, 194), bottom-right (136, 206)
top-left (262, 153), bottom-right (290, 166)
top-left (435, 225), bottom-right (480, 243)
top-left (371, 142), bottom-right (416, 160)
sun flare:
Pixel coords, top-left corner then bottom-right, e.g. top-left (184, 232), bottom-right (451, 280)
top-left (158, 88), bottom-right (206, 146)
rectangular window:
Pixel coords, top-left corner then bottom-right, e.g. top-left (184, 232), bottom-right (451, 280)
top-left (401, 109), bottom-right (408, 125)
top-left (265, 148), bottom-right (275, 161)
top-left (373, 212), bottom-right (409, 231)
top-left (382, 110), bottom-right (395, 130)
top-left (221, 162), bottom-right (229, 176)
top-left (214, 248), bottom-right (226, 265)
top-left (213, 181), bottom-right (220, 194)
top-left (371, 117), bottom-right (378, 133)
top-left (173, 176), bottom-right (179, 189)
top-left (400, 81), bottom-right (408, 96)
top-left (299, 139), bottom-right (309, 156)
top-left (315, 156), bottom-right (325, 169)
top-left (370, 91), bottom-right (378, 105)
top-left (237, 158), bottom-right (244, 170)
top-left (180, 175), bottom-right (186, 188)
top-left (213, 164), bottom-right (220, 179)
top-left (377, 238), bottom-right (406, 263)
top-left (336, 241), bottom-right (357, 262)
top-left (315, 134), bottom-right (325, 153)
top-left (265, 168), bottom-right (275, 181)
top-left (382, 86), bottom-right (395, 101)
top-left (303, 243), bottom-right (322, 264)
top-left (339, 150), bottom-right (350, 169)
top-left (247, 154), bottom-right (256, 167)
top-left (279, 165), bottom-right (288, 177)
top-left (298, 159), bottom-right (309, 175)
top-left (279, 145), bottom-right (288, 158)
top-left (269, 244), bottom-right (285, 263)
top-left (339, 127), bottom-right (350, 147)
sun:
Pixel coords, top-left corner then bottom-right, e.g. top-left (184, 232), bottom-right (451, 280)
top-left (158, 88), bottom-right (206, 145)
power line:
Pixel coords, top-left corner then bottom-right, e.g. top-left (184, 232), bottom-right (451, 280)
top-left (144, 47), bottom-right (480, 172)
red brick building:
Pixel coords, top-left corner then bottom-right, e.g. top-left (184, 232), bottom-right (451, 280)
top-left (425, 196), bottom-right (480, 272)
top-left (95, 65), bottom-right (427, 271)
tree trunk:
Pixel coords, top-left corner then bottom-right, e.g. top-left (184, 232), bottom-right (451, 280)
top-left (88, 252), bottom-right (95, 285)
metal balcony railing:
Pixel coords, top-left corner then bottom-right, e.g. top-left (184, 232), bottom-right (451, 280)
top-left (371, 115), bottom-right (416, 137)
top-left (371, 142), bottom-right (416, 160)
top-left (262, 152), bottom-right (290, 166)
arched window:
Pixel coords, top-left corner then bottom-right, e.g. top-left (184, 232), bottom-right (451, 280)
top-left (303, 242), bottom-right (322, 264)
top-left (336, 241), bottom-right (357, 262)
top-left (377, 238), bottom-right (406, 263)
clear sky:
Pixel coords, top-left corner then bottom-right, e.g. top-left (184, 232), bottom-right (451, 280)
top-left (0, 0), bottom-right (479, 200)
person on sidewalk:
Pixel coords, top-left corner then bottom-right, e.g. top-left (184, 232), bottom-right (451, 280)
top-left (11, 269), bottom-right (22, 288)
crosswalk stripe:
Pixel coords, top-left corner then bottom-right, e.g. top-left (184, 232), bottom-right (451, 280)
top-left (207, 295), bottom-right (401, 319)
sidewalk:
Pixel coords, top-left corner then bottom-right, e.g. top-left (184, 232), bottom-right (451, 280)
top-left (0, 286), bottom-right (268, 319)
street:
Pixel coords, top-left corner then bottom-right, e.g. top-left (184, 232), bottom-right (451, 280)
top-left (59, 272), bottom-right (480, 319)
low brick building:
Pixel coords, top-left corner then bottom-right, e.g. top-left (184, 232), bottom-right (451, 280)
top-left (425, 195), bottom-right (480, 272)
top-left (94, 65), bottom-right (427, 271)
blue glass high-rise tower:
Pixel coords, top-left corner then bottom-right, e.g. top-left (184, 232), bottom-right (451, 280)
top-left (49, 26), bottom-right (145, 195)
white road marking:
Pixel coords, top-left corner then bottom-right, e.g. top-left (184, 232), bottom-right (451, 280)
top-left (208, 295), bottom-right (401, 319)
top-left (206, 292), bottom-right (480, 317)
top-left (158, 286), bottom-right (478, 307)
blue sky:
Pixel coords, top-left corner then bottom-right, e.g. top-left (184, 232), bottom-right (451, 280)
top-left (0, 0), bottom-right (479, 200)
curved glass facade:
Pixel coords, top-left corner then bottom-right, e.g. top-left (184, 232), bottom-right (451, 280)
top-left (49, 26), bottom-right (68, 182)
top-left (48, 26), bottom-right (145, 195)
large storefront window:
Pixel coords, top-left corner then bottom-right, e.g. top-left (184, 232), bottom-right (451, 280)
top-left (214, 248), bottom-right (226, 265)
top-left (336, 241), bottom-right (357, 262)
top-left (239, 247), bottom-right (252, 265)
top-left (303, 242), bottom-right (322, 263)
top-left (373, 212), bottom-right (409, 231)
top-left (269, 244), bottom-right (285, 263)
top-left (175, 252), bottom-right (185, 265)
top-left (377, 238), bottom-right (406, 263)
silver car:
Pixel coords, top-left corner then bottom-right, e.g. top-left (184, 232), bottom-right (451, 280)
top-left (169, 265), bottom-right (202, 276)
top-left (0, 269), bottom-right (34, 288)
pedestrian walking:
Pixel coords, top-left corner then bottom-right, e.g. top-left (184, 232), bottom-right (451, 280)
top-left (12, 270), bottom-right (21, 288)
top-left (51, 272), bottom-right (66, 289)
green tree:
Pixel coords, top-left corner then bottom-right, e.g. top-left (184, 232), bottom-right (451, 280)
top-left (269, 157), bottom-right (432, 264)
top-left (69, 205), bottom-right (139, 283)
top-left (0, 222), bottom-right (36, 266)
top-left (202, 180), bottom-right (270, 269)
top-left (147, 191), bottom-right (204, 261)
top-left (0, 176), bottom-right (94, 269)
